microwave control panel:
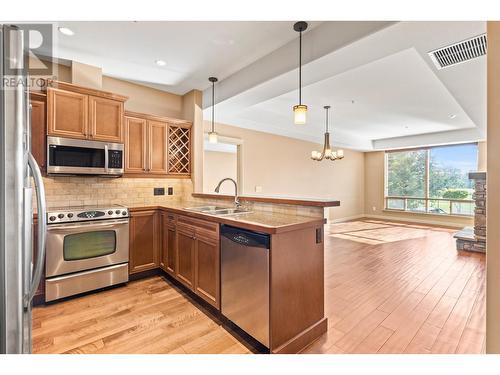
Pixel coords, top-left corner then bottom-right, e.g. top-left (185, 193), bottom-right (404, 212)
top-left (108, 150), bottom-right (123, 169)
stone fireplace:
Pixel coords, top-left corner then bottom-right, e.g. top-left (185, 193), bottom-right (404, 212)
top-left (454, 172), bottom-right (486, 253)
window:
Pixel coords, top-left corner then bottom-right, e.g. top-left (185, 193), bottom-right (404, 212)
top-left (385, 144), bottom-right (477, 216)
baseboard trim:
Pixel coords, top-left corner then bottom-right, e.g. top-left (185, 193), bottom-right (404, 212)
top-left (328, 214), bottom-right (365, 223)
top-left (362, 214), bottom-right (466, 229)
top-left (272, 318), bottom-right (328, 354)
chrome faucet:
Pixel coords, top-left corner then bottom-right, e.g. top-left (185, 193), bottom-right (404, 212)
top-left (215, 178), bottom-right (240, 207)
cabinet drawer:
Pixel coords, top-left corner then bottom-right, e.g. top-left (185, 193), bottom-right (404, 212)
top-left (178, 215), bottom-right (219, 237)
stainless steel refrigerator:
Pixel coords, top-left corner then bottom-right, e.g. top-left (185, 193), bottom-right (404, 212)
top-left (0, 24), bottom-right (47, 354)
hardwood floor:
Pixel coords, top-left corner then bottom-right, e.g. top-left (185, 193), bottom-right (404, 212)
top-left (32, 276), bottom-right (253, 354)
top-left (32, 219), bottom-right (485, 354)
top-left (302, 219), bottom-right (485, 354)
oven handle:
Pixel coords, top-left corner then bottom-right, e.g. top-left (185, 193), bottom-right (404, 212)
top-left (47, 218), bottom-right (129, 231)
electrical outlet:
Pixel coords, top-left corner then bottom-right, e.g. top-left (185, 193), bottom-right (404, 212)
top-left (167, 187), bottom-right (174, 195)
top-left (372, 206), bottom-right (377, 211)
top-left (153, 187), bottom-right (165, 196)
top-left (255, 185), bottom-right (262, 193)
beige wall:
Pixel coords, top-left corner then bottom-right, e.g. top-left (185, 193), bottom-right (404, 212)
top-left (478, 141), bottom-right (487, 171)
top-left (363, 151), bottom-right (477, 228)
top-left (102, 76), bottom-right (183, 118)
top-left (182, 90), bottom-right (204, 192)
top-left (487, 21), bottom-right (500, 353)
top-left (71, 61), bottom-right (102, 89)
top-left (203, 121), bottom-right (365, 221)
top-left (203, 151), bottom-right (238, 194)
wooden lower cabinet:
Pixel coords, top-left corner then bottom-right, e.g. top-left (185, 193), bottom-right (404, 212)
top-left (176, 225), bottom-right (195, 288)
top-left (158, 211), bottom-right (221, 309)
top-left (129, 210), bottom-right (159, 274)
top-left (160, 212), bottom-right (177, 276)
top-left (194, 234), bottom-right (220, 308)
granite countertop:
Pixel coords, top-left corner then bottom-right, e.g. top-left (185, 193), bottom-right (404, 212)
top-left (191, 193), bottom-right (341, 207)
top-left (128, 201), bottom-right (326, 234)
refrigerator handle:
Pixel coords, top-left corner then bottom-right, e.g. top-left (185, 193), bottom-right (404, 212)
top-left (26, 152), bottom-right (47, 303)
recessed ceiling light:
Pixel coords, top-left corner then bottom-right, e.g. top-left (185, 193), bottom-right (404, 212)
top-left (58, 27), bottom-right (74, 36)
top-left (155, 60), bottom-right (166, 67)
top-left (449, 114), bottom-right (457, 119)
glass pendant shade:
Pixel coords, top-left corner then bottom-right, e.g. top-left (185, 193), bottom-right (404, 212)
top-left (208, 131), bottom-right (218, 144)
top-left (337, 149), bottom-right (344, 158)
top-left (293, 104), bottom-right (307, 125)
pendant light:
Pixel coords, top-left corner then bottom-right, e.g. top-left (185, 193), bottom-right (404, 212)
top-left (208, 76), bottom-right (218, 143)
top-left (293, 21), bottom-right (308, 125)
top-left (311, 106), bottom-right (345, 161)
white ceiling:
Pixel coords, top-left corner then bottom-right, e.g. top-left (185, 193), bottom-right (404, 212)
top-left (205, 21), bottom-right (486, 150)
top-left (53, 21), bottom-right (320, 95)
top-left (52, 21), bottom-right (486, 151)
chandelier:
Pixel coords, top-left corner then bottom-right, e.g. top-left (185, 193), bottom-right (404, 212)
top-left (311, 106), bottom-right (344, 161)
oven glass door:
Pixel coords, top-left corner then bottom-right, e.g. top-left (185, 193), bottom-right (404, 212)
top-left (46, 219), bottom-right (129, 277)
top-left (63, 230), bottom-right (117, 261)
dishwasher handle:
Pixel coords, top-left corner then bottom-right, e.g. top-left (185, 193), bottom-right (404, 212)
top-left (220, 225), bottom-right (270, 249)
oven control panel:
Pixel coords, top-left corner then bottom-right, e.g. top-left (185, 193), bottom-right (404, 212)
top-left (47, 206), bottom-right (129, 223)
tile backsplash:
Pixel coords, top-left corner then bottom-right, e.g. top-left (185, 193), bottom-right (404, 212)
top-left (35, 176), bottom-right (325, 219)
top-left (38, 176), bottom-right (193, 209)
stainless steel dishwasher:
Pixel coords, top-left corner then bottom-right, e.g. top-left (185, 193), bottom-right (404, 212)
top-left (221, 225), bottom-right (270, 347)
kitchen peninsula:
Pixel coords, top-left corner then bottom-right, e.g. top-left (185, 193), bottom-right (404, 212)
top-left (127, 195), bottom-right (338, 353)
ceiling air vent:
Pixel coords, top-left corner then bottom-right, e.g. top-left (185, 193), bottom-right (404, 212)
top-left (428, 33), bottom-right (487, 70)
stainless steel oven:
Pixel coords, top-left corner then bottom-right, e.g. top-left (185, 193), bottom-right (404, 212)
top-left (47, 136), bottom-right (124, 176)
top-left (45, 205), bottom-right (129, 301)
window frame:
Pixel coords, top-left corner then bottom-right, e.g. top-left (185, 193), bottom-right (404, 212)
top-left (384, 143), bottom-right (478, 217)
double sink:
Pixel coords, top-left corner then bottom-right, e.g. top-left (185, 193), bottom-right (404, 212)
top-left (184, 205), bottom-right (251, 216)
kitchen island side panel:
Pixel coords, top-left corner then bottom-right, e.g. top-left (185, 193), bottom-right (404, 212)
top-left (269, 225), bottom-right (326, 352)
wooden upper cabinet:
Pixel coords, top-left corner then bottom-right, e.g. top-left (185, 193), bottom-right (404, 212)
top-left (30, 93), bottom-right (46, 173)
top-left (46, 81), bottom-right (127, 143)
top-left (124, 116), bottom-right (147, 173)
top-left (123, 111), bottom-right (192, 178)
top-left (148, 120), bottom-right (168, 174)
top-left (89, 95), bottom-right (124, 142)
top-left (47, 88), bottom-right (88, 140)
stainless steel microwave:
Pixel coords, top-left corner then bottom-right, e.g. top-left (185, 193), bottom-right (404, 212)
top-left (47, 136), bottom-right (124, 176)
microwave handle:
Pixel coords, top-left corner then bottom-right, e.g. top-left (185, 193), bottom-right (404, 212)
top-left (104, 144), bottom-right (109, 173)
